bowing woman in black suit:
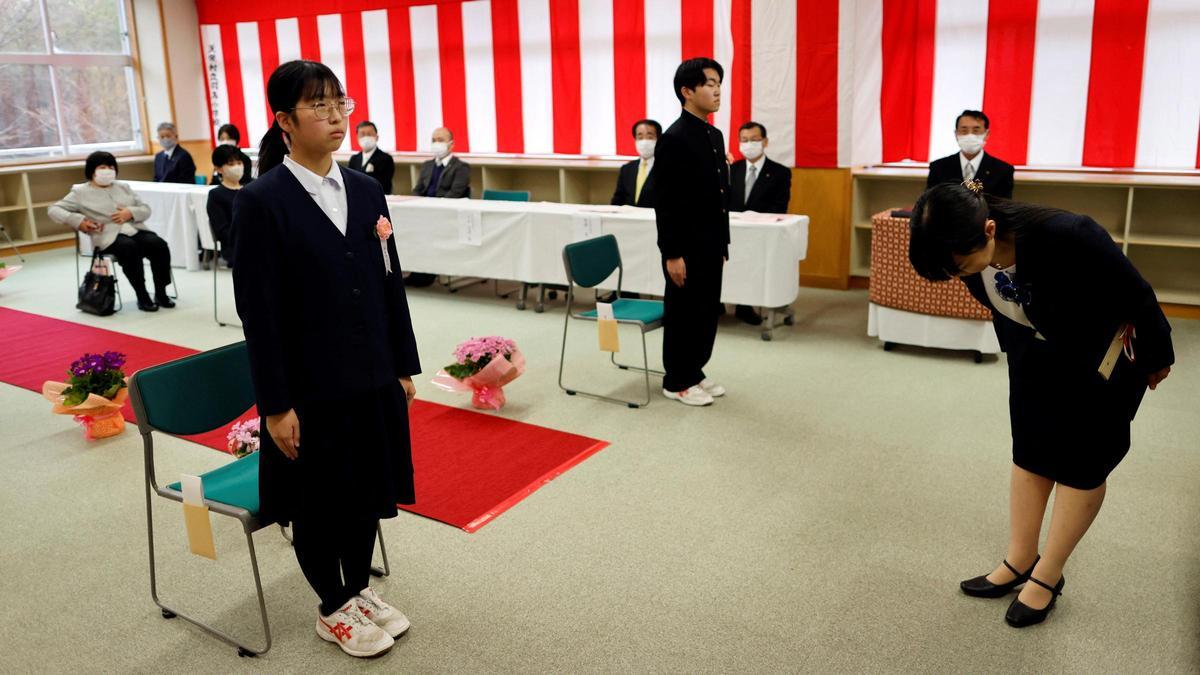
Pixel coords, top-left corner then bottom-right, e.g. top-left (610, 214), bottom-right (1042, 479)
top-left (909, 181), bottom-right (1173, 628)
top-left (232, 60), bottom-right (420, 658)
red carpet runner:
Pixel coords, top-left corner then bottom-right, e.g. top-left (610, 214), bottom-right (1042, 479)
top-left (0, 307), bottom-right (607, 532)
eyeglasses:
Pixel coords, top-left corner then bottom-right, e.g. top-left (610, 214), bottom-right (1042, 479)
top-left (993, 270), bottom-right (1031, 305)
top-left (291, 98), bottom-right (355, 120)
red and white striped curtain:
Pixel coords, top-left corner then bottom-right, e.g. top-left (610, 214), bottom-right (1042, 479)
top-left (196, 0), bottom-right (1200, 171)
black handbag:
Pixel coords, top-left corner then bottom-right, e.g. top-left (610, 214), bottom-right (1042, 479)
top-left (77, 252), bottom-right (118, 316)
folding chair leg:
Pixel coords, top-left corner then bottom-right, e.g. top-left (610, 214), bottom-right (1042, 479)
top-left (558, 314), bottom-right (654, 409)
top-left (370, 522), bottom-right (391, 578)
top-left (610, 350), bottom-right (665, 376)
top-left (145, 478), bottom-right (272, 656)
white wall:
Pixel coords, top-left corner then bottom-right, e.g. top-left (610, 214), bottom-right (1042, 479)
top-left (133, 0), bottom-right (209, 141)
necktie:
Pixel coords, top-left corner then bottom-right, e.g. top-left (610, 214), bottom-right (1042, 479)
top-left (426, 162), bottom-right (444, 197)
top-left (963, 162), bottom-right (975, 182)
top-left (745, 164), bottom-right (758, 203)
top-left (634, 160), bottom-right (649, 204)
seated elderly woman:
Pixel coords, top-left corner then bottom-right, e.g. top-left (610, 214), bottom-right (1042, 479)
top-left (49, 151), bottom-right (175, 312)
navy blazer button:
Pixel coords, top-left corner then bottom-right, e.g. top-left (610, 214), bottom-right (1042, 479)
top-left (352, 288), bottom-right (362, 297)
top-left (345, 252), bottom-right (354, 259)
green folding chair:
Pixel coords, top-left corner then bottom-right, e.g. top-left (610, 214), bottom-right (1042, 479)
top-left (128, 341), bottom-right (390, 657)
top-left (558, 234), bottom-right (664, 408)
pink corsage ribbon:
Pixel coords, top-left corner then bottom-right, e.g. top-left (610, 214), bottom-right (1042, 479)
top-left (376, 215), bottom-right (393, 275)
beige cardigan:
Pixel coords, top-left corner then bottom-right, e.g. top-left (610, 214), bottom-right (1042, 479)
top-left (48, 181), bottom-right (153, 251)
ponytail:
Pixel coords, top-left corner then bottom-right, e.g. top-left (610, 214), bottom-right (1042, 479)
top-left (257, 120), bottom-right (289, 176)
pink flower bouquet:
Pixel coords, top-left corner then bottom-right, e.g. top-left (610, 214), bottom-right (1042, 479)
top-left (431, 336), bottom-right (525, 410)
top-left (226, 418), bottom-right (261, 458)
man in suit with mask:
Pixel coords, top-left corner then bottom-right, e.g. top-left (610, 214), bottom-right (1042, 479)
top-left (728, 120), bottom-right (792, 325)
top-left (611, 119), bottom-right (661, 208)
top-left (413, 127), bottom-right (471, 199)
top-left (349, 120), bottom-right (396, 194)
top-left (153, 122), bottom-right (197, 184)
top-left (926, 109), bottom-right (1014, 198)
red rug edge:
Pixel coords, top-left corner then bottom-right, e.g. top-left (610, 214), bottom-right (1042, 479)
top-left (457, 439), bottom-right (611, 533)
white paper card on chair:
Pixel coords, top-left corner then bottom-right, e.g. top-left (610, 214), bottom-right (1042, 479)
top-left (180, 473), bottom-right (204, 506)
top-left (595, 301), bottom-right (615, 321)
top-left (457, 211), bottom-right (483, 246)
top-left (572, 214), bottom-right (602, 242)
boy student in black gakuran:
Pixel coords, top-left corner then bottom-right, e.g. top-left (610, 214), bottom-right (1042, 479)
top-left (909, 180), bottom-right (1173, 628)
top-left (653, 57), bottom-right (731, 407)
top-left (231, 60), bottom-right (421, 659)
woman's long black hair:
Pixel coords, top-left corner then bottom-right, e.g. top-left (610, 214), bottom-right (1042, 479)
top-left (909, 182), bottom-right (1066, 281)
top-left (257, 60), bottom-right (345, 176)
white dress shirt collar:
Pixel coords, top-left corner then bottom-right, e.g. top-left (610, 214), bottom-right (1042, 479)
top-left (283, 154), bottom-right (348, 235)
top-left (163, 146), bottom-right (175, 160)
top-left (746, 155), bottom-right (766, 172)
top-left (640, 156), bottom-right (655, 172)
top-left (960, 151), bottom-right (984, 178)
top-left (436, 153), bottom-right (454, 168)
top-left (361, 148), bottom-right (376, 166)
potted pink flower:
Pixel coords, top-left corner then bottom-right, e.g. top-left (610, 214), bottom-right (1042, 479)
top-left (431, 336), bottom-right (525, 410)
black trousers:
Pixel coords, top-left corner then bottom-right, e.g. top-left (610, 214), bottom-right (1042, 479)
top-left (291, 517), bottom-right (379, 616)
top-left (100, 231), bottom-right (172, 296)
top-left (661, 254), bottom-right (723, 392)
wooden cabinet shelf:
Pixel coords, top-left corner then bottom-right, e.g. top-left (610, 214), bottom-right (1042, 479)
top-left (851, 165), bottom-right (1200, 306)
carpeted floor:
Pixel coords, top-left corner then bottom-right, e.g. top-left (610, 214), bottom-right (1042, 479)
top-left (1, 247), bottom-right (1198, 673)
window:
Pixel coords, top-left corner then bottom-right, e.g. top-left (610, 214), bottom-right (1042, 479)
top-left (0, 0), bottom-right (142, 161)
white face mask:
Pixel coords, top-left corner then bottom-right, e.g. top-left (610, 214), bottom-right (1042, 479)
top-left (739, 141), bottom-right (764, 161)
top-left (359, 136), bottom-right (377, 153)
top-left (635, 139), bottom-right (656, 159)
top-left (957, 133), bottom-right (986, 155)
top-left (158, 137), bottom-right (177, 151)
top-left (218, 139), bottom-right (236, 147)
top-left (431, 141), bottom-right (450, 159)
top-left (93, 168), bottom-right (116, 186)
top-left (222, 164), bottom-right (244, 182)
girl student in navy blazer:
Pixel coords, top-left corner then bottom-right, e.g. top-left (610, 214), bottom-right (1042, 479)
top-left (908, 181), bottom-right (1173, 628)
top-left (231, 60), bottom-right (420, 659)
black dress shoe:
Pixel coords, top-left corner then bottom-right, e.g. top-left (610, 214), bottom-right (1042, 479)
top-left (1005, 574), bottom-right (1064, 628)
top-left (734, 304), bottom-right (763, 326)
top-left (136, 297), bottom-right (158, 312)
top-left (961, 556), bottom-right (1040, 598)
top-left (155, 293), bottom-right (176, 309)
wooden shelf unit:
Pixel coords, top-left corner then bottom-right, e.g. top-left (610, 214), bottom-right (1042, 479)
top-left (850, 166), bottom-right (1200, 305)
top-left (336, 152), bottom-right (626, 204)
top-left (0, 157), bottom-right (155, 251)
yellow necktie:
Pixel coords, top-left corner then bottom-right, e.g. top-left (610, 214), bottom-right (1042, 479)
top-left (634, 160), bottom-right (648, 204)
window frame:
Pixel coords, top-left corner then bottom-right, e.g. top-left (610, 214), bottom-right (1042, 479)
top-left (0, 0), bottom-right (149, 165)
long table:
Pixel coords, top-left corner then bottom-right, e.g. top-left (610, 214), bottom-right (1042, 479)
top-left (386, 197), bottom-right (809, 309)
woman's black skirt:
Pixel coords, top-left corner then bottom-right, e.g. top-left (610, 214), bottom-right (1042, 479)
top-left (258, 380), bottom-right (415, 522)
top-left (1007, 325), bottom-right (1148, 489)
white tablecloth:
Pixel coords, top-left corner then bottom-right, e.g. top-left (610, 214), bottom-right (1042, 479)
top-left (78, 180), bottom-right (213, 271)
top-left (867, 302), bottom-right (1001, 353)
top-left (387, 197), bottom-right (809, 307)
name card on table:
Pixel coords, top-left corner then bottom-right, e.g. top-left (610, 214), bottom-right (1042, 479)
top-left (572, 214), bottom-right (602, 242)
top-left (457, 211), bottom-right (483, 246)
top-left (180, 473), bottom-right (216, 560)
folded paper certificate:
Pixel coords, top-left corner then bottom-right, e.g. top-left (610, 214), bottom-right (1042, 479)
top-left (596, 302), bottom-right (620, 352)
top-left (181, 474), bottom-right (216, 560)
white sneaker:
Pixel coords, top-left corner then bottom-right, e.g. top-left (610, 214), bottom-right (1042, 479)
top-left (355, 587), bottom-right (412, 638)
top-left (662, 386), bottom-right (714, 406)
top-left (316, 601), bottom-right (395, 658)
top-left (699, 378), bottom-right (726, 397)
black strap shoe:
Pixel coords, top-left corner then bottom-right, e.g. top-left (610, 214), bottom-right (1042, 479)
top-left (960, 555), bottom-right (1040, 598)
top-left (1005, 574), bottom-right (1064, 628)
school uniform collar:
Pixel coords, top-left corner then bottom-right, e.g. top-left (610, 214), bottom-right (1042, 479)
top-left (283, 154), bottom-right (344, 196)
